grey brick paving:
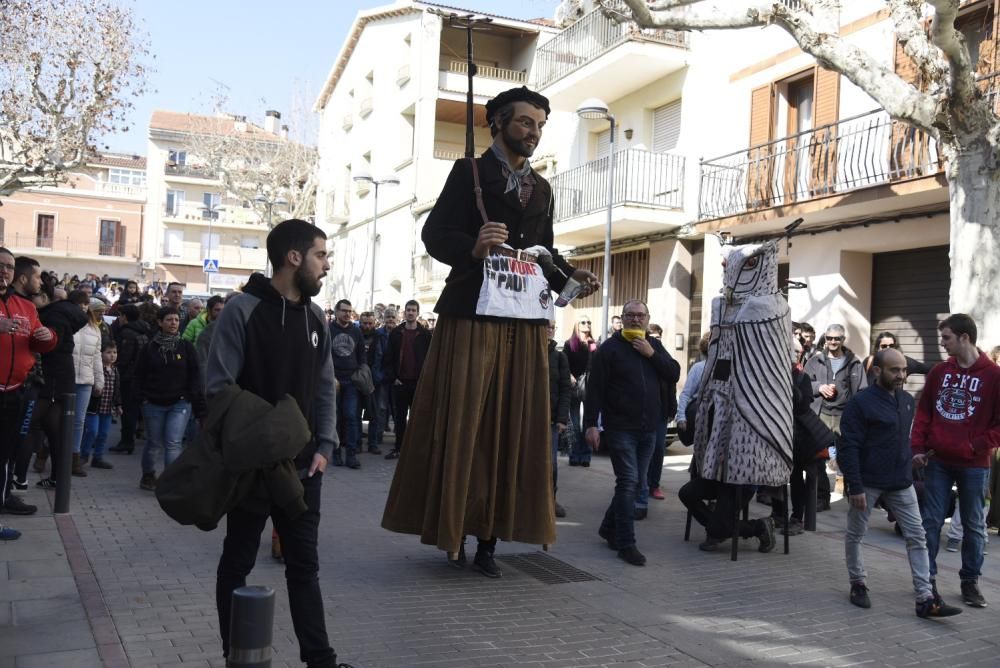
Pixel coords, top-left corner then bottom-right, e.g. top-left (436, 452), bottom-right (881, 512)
top-left (6, 426), bottom-right (1000, 666)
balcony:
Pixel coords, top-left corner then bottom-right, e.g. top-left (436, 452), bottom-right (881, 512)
top-left (7, 234), bottom-right (137, 260)
top-left (438, 60), bottom-right (529, 100)
top-left (160, 243), bottom-right (268, 270)
top-left (698, 108), bottom-right (942, 221)
top-left (164, 163), bottom-right (219, 181)
top-left (94, 181), bottom-right (146, 198)
top-left (163, 202), bottom-right (267, 228)
top-left (551, 149), bottom-right (686, 246)
top-left (534, 0), bottom-right (688, 108)
top-left (414, 253), bottom-right (451, 290)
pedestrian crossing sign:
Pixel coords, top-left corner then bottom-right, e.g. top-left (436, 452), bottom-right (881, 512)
top-left (203, 258), bottom-right (219, 273)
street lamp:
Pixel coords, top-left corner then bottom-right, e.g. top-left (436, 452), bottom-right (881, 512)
top-left (352, 174), bottom-right (399, 308)
top-left (254, 193), bottom-right (288, 276)
top-left (577, 97), bottom-right (616, 339)
top-left (201, 199), bottom-right (224, 293)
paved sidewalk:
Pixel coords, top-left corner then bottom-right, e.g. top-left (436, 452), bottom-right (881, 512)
top-left (6, 431), bottom-right (1000, 667)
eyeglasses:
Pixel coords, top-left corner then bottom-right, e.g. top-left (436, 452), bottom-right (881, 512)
top-left (0, 263), bottom-right (14, 272)
top-left (579, 320), bottom-right (591, 325)
top-left (826, 336), bottom-right (844, 342)
top-left (622, 312), bottom-right (648, 320)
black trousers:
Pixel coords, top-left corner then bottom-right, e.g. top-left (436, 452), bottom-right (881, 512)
top-left (12, 384), bottom-right (39, 483)
top-left (0, 390), bottom-right (25, 507)
top-left (679, 477), bottom-right (759, 540)
top-left (119, 375), bottom-right (142, 445)
top-left (391, 379), bottom-right (418, 451)
top-left (216, 472), bottom-right (334, 667)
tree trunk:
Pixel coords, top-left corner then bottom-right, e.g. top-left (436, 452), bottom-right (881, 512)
top-left (948, 142), bottom-right (1000, 345)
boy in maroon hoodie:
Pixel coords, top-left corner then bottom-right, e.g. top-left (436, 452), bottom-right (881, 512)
top-left (912, 313), bottom-right (1000, 609)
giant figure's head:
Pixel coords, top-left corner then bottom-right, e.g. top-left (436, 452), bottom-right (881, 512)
top-left (721, 240), bottom-right (779, 302)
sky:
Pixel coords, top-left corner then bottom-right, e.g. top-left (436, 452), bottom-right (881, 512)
top-left (107, 0), bottom-right (560, 155)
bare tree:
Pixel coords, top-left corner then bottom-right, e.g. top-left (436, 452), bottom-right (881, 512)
top-left (0, 0), bottom-right (148, 195)
top-left (183, 92), bottom-right (318, 225)
top-left (621, 0), bottom-right (999, 340)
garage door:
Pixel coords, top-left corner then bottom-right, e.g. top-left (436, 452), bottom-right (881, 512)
top-left (870, 245), bottom-right (950, 396)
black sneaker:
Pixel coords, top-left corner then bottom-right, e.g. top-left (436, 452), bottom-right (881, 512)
top-left (634, 507), bottom-right (648, 521)
top-left (345, 455), bottom-right (361, 469)
top-left (757, 517), bottom-right (776, 553)
top-left (554, 501), bottom-right (566, 518)
top-left (916, 596), bottom-right (963, 618)
top-left (139, 473), bottom-right (157, 491)
top-left (783, 517), bottom-right (804, 536)
top-left (961, 581), bottom-right (987, 608)
top-left (108, 442), bottom-right (134, 454)
top-left (617, 546), bottom-right (646, 566)
top-left (36, 478), bottom-right (57, 489)
top-left (598, 526), bottom-right (617, 550)
top-left (850, 582), bottom-right (872, 608)
top-left (1, 496), bottom-right (37, 515)
top-left (699, 537), bottom-right (726, 552)
top-left (473, 548), bottom-right (502, 578)
top-left (384, 448), bottom-right (400, 460)
top-left (90, 458), bottom-right (113, 470)
top-left (448, 542), bottom-right (467, 569)
top-left (367, 446), bottom-right (382, 455)
top-left (11, 477), bottom-right (27, 492)
top-left (331, 451), bottom-right (343, 467)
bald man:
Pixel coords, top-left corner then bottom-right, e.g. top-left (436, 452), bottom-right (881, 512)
top-left (838, 348), bottom-right (960, 618)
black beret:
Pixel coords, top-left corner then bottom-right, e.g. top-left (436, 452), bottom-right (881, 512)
top-left (485, 86), bottom-right (551, 126)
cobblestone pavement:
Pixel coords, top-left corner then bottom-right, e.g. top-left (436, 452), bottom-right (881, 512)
top-left (5, 427), bottom-right (1000, 667)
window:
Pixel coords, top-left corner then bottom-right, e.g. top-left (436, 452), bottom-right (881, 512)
top-left (596, 129), bottom-right (610, 160)
top-left (168, 149), bottom-right (186, 165)
top-left (109, 168), bottom-right (146, 186)
top-left (36, 214), bottom-right (54, 248)
top-left (240, 236), bottom-right (259, 249)
top-left (163, 229), bottom-right (184, 257)
top-left (652, 100), bottom-right (682, 153)
top-left (99, 220), bottom-right (125, 256)
top-left (202, 192), bottom-right (221, 219)
top-left (166, 189), bottom-right (185, 216)
top-left (200, 232), bottom-right (220, 259)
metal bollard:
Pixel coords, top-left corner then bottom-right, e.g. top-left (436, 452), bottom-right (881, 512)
top-left (228, 586), bottom-right (275, 667)
top-left (53, 393), bottom-right (76, 514)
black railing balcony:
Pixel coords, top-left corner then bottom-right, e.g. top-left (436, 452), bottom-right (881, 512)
top-left (551, 149), bottom-right (685, 222)
top-left (535, 0), bottom-right (687, 89)
top-left (698, 108), bottom-right (942, 220)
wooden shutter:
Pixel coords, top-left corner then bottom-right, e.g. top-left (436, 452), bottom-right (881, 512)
top-left (890, 31), bottom-right (931, 178)
top-left (747, 84), bottom-right (775, 208)
top-left (810, 66), bottom-right (840, 195)
top-left (596, 129), bottom-right (610, 159)
top-left (652, 100), bottom-right (682, 153)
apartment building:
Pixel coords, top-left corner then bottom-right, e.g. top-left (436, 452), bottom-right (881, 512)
top-left (689, 0), bottom-right (999, 392)
top-left (145, 111), bottom-right (284, 294)
top-left (0, 153), bottom-right (146, 279)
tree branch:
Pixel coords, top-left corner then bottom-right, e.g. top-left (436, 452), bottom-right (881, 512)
top-left (621, 0), bottom-right (776, 30)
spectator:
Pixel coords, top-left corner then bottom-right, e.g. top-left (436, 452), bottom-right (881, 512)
top-left (134, 306), bottom-right (205, 491)
top-left (547, 321), bottom-right (571, 518)
top-left (607, 315), bottom-right (622, 340)
top-left (381, 300), bottom-right (431, 461)
top-left (862, 331), bottom-right (936, 387)
top-left (358, 311), bottom-right (385, 455)
top-left (183, 298), bottom-right (203, 330)
top-left (676, 332), bottom-right (711, 446)
top-left (375, 308), bottom-right (398, 441)
top-left (563, 315), bottom-right (597, 467)
top-left (80, 341), bottom-right (121, 470)
top-left (70, 296), bottom-right (106, 476)
top-left (912, 313), bottom-right (1000, 609)
top-left (585, 300), bottom-right (680, 566)
top-left (164, 282), bottom-right (185, 327)
top-left (637, 322), bottom-right (677, 514)
top-left (329, 299), bottom-right (365, 469)
top-left (194, 294), bottom-right (231, 383)
top-left (839, 348), bottom-right (962, 618)
top-left (109, 304), bottom-right (150, 454)
top-left (182, 295), bottom-right (221, 344)
top-left (797, 322), bottom-right (817, 366)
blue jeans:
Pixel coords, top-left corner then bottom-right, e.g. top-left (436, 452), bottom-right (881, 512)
top-left (568, 397), bottom-right (590, 464)
top-left (600, 429), bottom-right (656, 549)
top-left (922, 460), bottom-right (990, 582)
top-left (81, 413), bottom-right (112, 460)
top-left (71, 384), bottom-right (93, 454)
top-left (337, 379), bottom-right (360, 454)
top-left (637, 419), bottom-right (668, 508)
top-left (141, 401), bottom-right (191, 475)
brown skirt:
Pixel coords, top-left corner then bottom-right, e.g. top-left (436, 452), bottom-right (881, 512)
top-left (381, 316), bottom-right (555, 553)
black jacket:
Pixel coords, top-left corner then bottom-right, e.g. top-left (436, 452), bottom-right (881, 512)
top-left (115, 319), bottom-right (151, 379)
top-left (583, 333), bottom-right (681, 432)
top-left (563, 337), bottom-right (593, 379)
top-left (383, 323), bottom-right (432, 384)
top-left (548, 340), bottom-right (571, 425)
top-left (37, 300), bottom-right (89, 399)
top-left (805, 347), bottom-right (866, 416)
top-left (422, 150), bottom-right (574, 319)
top-left (329, 321), bottom-right (365, 381)
top-left (205, 272), bottom-right (338, 471)
top-left (134, 337), bottom-right (207, 417)
top-left (837, 385), bottom-right (916, 496)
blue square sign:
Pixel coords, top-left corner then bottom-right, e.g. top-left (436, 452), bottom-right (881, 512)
top-left (203, 258), bottom-right (219, 273)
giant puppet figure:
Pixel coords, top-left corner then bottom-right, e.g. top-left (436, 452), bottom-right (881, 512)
top-left (693, 240), bottom-right (794, 487)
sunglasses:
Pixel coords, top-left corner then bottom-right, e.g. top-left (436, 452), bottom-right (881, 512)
top-left (826, 336), bottom-right (844, 342)
top-left (879, 343), bottom-right (897, 350)
top-left (579, 320), bottom-right (591, 325)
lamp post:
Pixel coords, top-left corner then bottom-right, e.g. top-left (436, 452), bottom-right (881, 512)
top-left (576, 97), bottom-right (616, 339)
top-left (352, 175), bottom-right (399, 308)
top-left (201, 199), bottom-right (224, 294)
top-left (254, 194), bottom-right (288, 276)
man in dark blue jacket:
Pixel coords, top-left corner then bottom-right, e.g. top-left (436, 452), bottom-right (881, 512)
top-left (584, 300), bottom-right (680, 566)
top-left (839, 348), bottom-right (961, 618)
top-left (330, 299), bottom-right (365, 469)
top-left (358, 311), bottom-right (385, 454)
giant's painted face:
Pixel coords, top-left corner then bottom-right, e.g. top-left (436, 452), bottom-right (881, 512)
top-left (721, 240), bottom-right (779, 301)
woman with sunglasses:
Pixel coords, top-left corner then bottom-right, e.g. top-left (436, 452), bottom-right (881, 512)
top-left (564, 316), bottom-right (597, 466)
top-left (862, 331), bottom-right (937, 388)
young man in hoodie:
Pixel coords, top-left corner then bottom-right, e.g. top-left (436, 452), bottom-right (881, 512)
top-left (207, 219), bottom-right (343, 668)
top-left (839, 348), bottom-right (961, 618)
top-left (913, 313), bottom-right (1000, 609)
top-left (329, 298), bottom-right (365, 469)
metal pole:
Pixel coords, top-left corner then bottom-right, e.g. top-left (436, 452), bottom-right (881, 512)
top-left (370, 183), bottom-right (379, 309)
top-left (228, 585), bottom-right (275, 667)
top-left (54, 392), bottom-right (76, 514)
top-left (465, 22), bottom-right (476, 158)
top-left (206, 206), bottom-right (214, 293)
top-left (600, 118), bottom-right (616, 339)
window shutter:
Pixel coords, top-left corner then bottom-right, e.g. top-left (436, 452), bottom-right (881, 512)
top-left (748, 84), bottom-right (774, 148)
top-left (652, 99), bottom-right (682, 153)
top-left (812, 66), bottom-right (840, 129)
top-left (747, 84), bottom-right (775, 208)
top-left (596, 129), bottom-right (610, 159)
top-left (810, 66), bottom-right (840, 195)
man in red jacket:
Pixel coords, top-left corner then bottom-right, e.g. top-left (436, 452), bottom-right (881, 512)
top-left (912, 313), bottom-right (1000, 609)
top-left (0, 250), bottom-right (57, 540)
